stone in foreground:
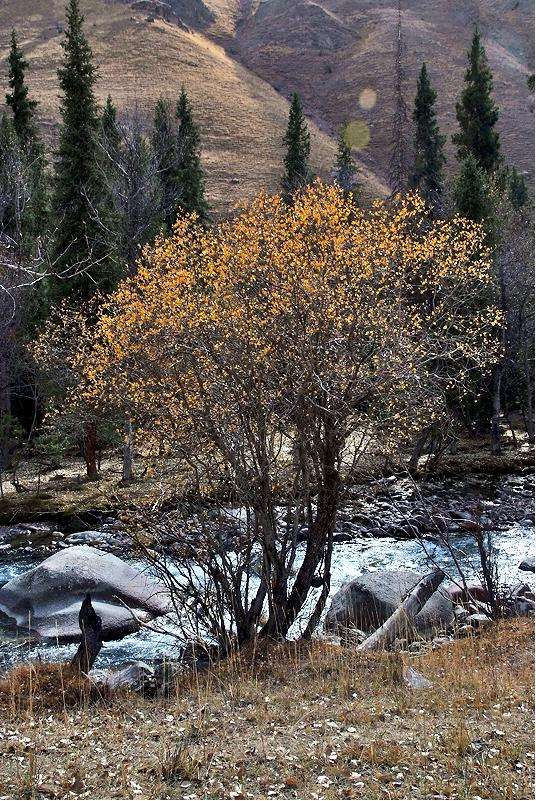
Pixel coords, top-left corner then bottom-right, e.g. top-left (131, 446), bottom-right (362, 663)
top-left (0, 545), bottom-right (169, 642)
top-left (518, 556), bottom-right (535, 573)
top-left (103, 661), bottom-right (156, 693)
top-left (324, 569), bottom-right (454, 636)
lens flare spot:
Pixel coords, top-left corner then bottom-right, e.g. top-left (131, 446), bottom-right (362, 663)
top-left (359, 88), bottom-right (377, 110)
top-left (343, 119), bottom-right (371, 151)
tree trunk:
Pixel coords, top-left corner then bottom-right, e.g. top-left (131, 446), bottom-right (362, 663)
top-left (408, 427), bottom-right (431, 471)
top-left (122, 416), bottom-right (134, 483)
top-left (490, 365), bottom-right (502, 455)
top-left (70, 593), bottom-right (103, 673)
top-left (524, 350), bottom-right (535, 443)
top-left (0, 348), bottom-right (12, 473)
top-left (358, 569), bottom-right (445, 653)
top-left (83, 421), bottom-right (99, 480)
top-left (261, 420), bottom-right (341, 641)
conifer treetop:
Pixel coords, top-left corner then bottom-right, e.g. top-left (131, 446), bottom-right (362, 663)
top-left (6, 29), bottom-right (39, 150)
top-left (453, 27), bottom-right (501, 173)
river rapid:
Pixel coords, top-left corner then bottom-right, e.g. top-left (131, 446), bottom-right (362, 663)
top-left (0, 470), bottom-right (534, 671)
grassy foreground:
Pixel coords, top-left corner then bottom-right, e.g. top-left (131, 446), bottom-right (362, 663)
top-left (0, 619), bottom-right (534, 800)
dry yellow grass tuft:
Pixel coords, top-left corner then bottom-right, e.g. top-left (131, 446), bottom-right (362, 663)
top-left (0, 619), bottom-right (533, 798)
top-left (0, 663), bottom-right (109, 714)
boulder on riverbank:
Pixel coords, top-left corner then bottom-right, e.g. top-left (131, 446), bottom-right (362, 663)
top-left (519, 556), bottom-right (535, 573)
top-left (324, 569), bottom-right (454, 637)
top-left (0, 546), bottom-right (169, 642)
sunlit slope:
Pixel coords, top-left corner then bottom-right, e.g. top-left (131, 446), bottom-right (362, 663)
top-left (0, 0), bottom-right (388, 214)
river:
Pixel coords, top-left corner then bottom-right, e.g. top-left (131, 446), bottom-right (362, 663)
top-left (0, 470), bottom-right (533, 671)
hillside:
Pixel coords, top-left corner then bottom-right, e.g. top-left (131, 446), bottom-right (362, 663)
top-left (0, 0), bottom-right (533, 213)
top-left (232, 0), bottom-right (535, 185)
top-left (0, 0), bottom-right (387, 215)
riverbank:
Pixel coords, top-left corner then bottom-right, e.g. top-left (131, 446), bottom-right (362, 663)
top-left (0, 439), bottom-right (533, 525)
top-left (0, 618), bottom-right (533, 800)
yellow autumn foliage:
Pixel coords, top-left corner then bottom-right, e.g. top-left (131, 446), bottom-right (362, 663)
top-left (71, 183), bottom-right (500, 463)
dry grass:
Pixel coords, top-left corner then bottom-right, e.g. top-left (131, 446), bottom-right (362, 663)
top-left (0, 619), bottom-right (533, 799)
top-left (0, 663), bottom-right (110, 715)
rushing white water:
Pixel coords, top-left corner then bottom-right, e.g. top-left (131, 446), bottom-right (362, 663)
top-left (0, 473), bottom-right (534, 670)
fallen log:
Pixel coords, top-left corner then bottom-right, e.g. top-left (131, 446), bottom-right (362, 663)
top-left (357, 568), bottom-right (445, 653)
top-left (70, 593), bottom-right (103, 673)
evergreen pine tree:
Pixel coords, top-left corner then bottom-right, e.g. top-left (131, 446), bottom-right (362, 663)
top-left (175, 86), bottom-right (208, 221)
top-left (152, 98), bottom-right (179, 231)
top-left (508, 167), bottom-right (528, 210)
top-left (100, 94), bottom-right (120, 156)
top-left (282, 92), bottom-right (311, 197)
top-left (52, 0), bottom-right (114, 301)
top-left (97, 95), bottom-right (122, 271)
top-left (454, 154), bottom-right (494, 241)
top-left (5, 28), bottom-right (48, 251)
top-left (6, 30), bottom-right (38, 150)
top-left (412, 63), bottom-right (445, 208)
top-left (0, 112), bottom-right (20, 239)
top-left (333, 125), bottom-right (359, 198)
top-left (452, 28), bottom-right (501, 173)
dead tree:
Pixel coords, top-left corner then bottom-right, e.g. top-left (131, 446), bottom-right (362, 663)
top-left (358, 569), bottom-right (445, 652)
top-left (388, 0), bottom-right (410, 195)
top-left (70, 593), bottom-right (103, 673)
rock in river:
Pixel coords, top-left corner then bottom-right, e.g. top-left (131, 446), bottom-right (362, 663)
top-left (324, 569), bottom-right (454, 636)
top-left (0, 545), bottom-right (169, 642)
top-left (518, 556), bottom-right (535, 573)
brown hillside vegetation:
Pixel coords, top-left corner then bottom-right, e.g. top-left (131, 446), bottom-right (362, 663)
top-left (233, 0), bottom-right (535, 186)
top-left (0, 0), bottom-right (387, 215)
top-left (0, 619), bottom-right (533, 799)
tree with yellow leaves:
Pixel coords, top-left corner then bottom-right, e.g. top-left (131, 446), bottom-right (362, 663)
top-left (70, 182), bottom-right (501, 650)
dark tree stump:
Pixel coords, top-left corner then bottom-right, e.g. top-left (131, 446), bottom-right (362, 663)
top-left (70, 593), bottom-right (103, 673)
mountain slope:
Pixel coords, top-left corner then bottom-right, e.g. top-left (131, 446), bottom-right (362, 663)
top-left (0, 0), bottom-right (533, 216)
top-left (0, 0), bottom-right (389, 215)
top-left (232, 0), bottom-right (534, 184)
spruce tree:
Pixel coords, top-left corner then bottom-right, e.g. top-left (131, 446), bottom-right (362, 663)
top-left (412, 63), bottom-right (445, 208)
top-left (152, 98), bottom-right (179, 231)
top-left (0, 112), bottom-right (19, 238)
top-left (175, 86), bottom-right (208, 221)
top-left (6, 30), bottom-right (38, 150)
top-left (282, 92), bottom-right (311, 197)
top-left (508, 167), bottom-right (528, 210)
top-left (454, 154), bottom-right (494, 242)
top-left (333, 125), bottom-right (359, 199)
top-left (5, 29), bottom-right (48, 251)
top-left (97, 95), bottom-right (122, 271)
top-left (452, 28), bottom-right (501, 174)
top-left (100, 95), bottom-right (120, 156)
top-left (52, 0), bottom-right (114, 301)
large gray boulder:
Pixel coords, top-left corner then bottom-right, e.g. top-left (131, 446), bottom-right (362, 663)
top-left (0, 545), bottom-right (169, 642)
top-left (519, 556), bottom-right (535, 573)
top-left (325, 569), bottom-right (454, 637)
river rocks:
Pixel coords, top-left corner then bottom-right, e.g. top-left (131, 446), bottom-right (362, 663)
top-left (518, 556), bottom-right (535, 573)
top-left (324, 569), bottom-right (454, 637)
top-left (445, 580), bottom-right (490, 605)
top-left (467, 613), bottom-right (491, 629)
top-left (103, 661), bottom-right (156, 693)
top-left (0, 545), bottom-right (169, 642)
top-left (403, 665), bottom-right (433, 689)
